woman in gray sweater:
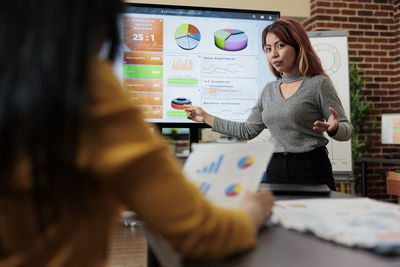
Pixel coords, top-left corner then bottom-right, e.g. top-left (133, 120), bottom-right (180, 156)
top-left (185, 18), bottom-right (353, 190)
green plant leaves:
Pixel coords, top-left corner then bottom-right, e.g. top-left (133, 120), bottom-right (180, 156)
top-left (350, 64), bottom-right (376, 186)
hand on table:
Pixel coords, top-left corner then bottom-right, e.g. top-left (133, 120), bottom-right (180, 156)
top-left (240, 190), bottom-right (274, 231)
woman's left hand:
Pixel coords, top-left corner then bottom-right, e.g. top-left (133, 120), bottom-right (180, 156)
top-left (313, 106), bottom-right (339, 134)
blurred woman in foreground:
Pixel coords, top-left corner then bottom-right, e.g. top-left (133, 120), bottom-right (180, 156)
top-left (0, 0), bottom-right (273, 266)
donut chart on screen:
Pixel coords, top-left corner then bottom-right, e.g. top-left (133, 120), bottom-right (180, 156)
top-left (171, 97), bottom-right (191, 110)
top-left (174, 24), bottom-right (201, 50)
top-left (214, 29), bottom-right (248, 51)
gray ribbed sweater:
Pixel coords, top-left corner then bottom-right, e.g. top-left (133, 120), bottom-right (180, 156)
top-left (212, 75), bottom-right (354, 153)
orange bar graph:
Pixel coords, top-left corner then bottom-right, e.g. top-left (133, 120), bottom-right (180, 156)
top-left (123, 78), bottom-right (163, 92)
top-left (124, 52), bottom-right (163, 65)
top-left (139, 105), bottom-right (163, 119)
top-left (124, 17), bottom-right (163, 52)
top-left (127, 92), bottom-right (163, 105)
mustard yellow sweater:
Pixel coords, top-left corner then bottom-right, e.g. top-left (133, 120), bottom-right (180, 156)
top-left (0, 59), bottom-right (256, 266)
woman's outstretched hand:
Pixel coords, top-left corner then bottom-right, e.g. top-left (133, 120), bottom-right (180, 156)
top-left (313, 106), bottom-right (339, 134)
top-left (184, 105), bottom-right (215, 126)
top-left (240, 190), bottom-right (274, 231)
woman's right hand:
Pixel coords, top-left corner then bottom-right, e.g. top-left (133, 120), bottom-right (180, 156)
top-left (184, 105), bottom-right (214, 126)
top-left (240, 190), bottom-right (274, 231)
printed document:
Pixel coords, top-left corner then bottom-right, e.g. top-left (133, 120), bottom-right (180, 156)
top-left (271, 198), bottom-right (400, 254)
top-left (183, 141), bottom-right (274, 207)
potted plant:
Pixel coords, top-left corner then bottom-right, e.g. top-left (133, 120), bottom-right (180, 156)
top-left (350, 64), bottom-right (376, 191)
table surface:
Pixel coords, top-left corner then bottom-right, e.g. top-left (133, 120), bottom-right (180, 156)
top-left (139, 188), bottom-right (400, 267)
top-left (107, 223), bottom-right (147, 267)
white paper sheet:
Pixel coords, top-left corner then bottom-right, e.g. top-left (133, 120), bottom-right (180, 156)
top-left (183, 141), bottom-right (274, 207)
top-left (271, 198), bottom-right (400, 254)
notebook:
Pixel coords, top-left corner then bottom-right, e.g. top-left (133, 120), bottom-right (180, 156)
top-left (183, 141), bottom-right (274, 208)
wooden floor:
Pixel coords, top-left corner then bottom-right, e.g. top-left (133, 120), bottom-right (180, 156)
top-left (107, 224), bottom-right (147, 267)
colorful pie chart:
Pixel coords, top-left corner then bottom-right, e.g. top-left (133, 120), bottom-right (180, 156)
top-left (175, 24), bottom-right (201, 50)
top-left (214, 29), bottom-right (248, 51)
top-left (238, 156), bottom-right (254, 169)
top-left (225, 184), bottom-right (242, 196)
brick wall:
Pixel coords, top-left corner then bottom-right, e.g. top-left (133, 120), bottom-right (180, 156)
top-left (303, 0), bottom-right (400, 201)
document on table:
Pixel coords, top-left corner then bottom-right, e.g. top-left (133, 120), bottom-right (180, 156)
top-left (271, 198), bottom-right (400, 254)
top-left (183, 141), bottom-right (274, 208)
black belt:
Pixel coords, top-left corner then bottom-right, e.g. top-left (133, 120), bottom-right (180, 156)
top-left (273, 147), bottom-right (327, 159)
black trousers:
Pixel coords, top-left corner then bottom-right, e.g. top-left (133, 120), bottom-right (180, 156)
top-left (266, 147), bottom-right (336, 190)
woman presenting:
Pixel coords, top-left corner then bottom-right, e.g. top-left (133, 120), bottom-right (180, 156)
top-left (185, 18), bottom-right (353, 190)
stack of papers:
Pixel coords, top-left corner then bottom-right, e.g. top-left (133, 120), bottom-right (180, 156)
top-left (271, 198), bottom-right (400, 254)
top-left (183, 142), bottom-right (274, 207)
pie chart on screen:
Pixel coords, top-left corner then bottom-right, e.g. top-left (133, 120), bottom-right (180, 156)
top-left (214, 29), bottom-right (248, 51)
top-left (238, 156), bottom-right (254, 169)
top-left (225, 184), bottom-right (242, 196)
top-left (175, 24), bottom-right (201, 50)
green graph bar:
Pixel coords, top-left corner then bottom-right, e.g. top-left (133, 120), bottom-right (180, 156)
top-left (168, 78), bottom-right (198, 85)
top-left (123, 65), bottom-right (163, 79)
top-left (167, 111), bottom-right (187, 117)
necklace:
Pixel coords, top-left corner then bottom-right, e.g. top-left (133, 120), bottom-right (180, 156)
top-left (281, 73), bottom-right (304, 83)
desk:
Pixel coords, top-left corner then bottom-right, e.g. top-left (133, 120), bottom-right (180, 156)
top-left (356, 157), bottom-right (400, 197)
top-left (142, 187), bottom-right (400, 267)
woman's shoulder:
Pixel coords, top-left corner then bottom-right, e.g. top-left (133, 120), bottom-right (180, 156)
top-left (307, 74), bottom-right (329, 82)
top-left (305, 75), bottom-right (332, 89)
top-left (267, 78), bottom-right (281, 84)
top-left (265, 79), bottom-right (280, 88)
top-left (262, 80), bottom-right (279, 95)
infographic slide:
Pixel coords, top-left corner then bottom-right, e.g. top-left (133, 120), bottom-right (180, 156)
top-left (201, 55), bottom-right (258, 78)
top-left (174, 24), bottom-right (201, 50)
top-left (202, 78), bottom-right (259, 100)
top-left (163, 54), bottom-right (201, 84)
top-left (162, 17), bottom-right (259, 56)
top-left (164, 89), bottom-right (201, 121)
top-left (183, 142), bottom-right (274, 207)
top-left (202, 100), bottom-right (256, 121)
top-left (214, 29), bottom-right (248, 51)
top-left (123, 17), bottom-right (163, 52)
top-left (116, 10), bottom-right (275, 123)
top-left (122, 16), bottom-right (164, 119)
top-left (382, 113), bottom-right (400, 144)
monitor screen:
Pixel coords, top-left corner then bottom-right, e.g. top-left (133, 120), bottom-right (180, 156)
top-left (113, 3), bottom-right (280, 125)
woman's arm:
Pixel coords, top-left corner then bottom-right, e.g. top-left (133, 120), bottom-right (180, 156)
top-left (83, 59), bottom-right (274, 260)
top-left (315, 77), bottom-right (354, 141)
top-left (184, 105), bottom-right (215, 126)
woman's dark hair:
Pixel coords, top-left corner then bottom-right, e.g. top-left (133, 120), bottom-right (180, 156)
top-left (261, 18), bottom-right (327, 79)
top-left (0, 0), bottom-right (121, 231)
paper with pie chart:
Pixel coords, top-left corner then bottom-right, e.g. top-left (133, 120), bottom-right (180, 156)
top-left (183, 142), bottom-right (274, 207)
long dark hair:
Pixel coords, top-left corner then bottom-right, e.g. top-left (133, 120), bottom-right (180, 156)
top-left (0, 0), bottom-right (121, 231)
top-left (262, 18), bottom-right (327, 79)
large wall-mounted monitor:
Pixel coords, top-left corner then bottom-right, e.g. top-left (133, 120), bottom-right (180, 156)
top-left (113, 3), bottom-right (280, 126)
